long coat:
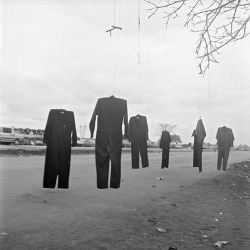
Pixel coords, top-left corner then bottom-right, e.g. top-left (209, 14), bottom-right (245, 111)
top-left (89, 95), bottom-right (128, 189)
top-left (160, 131), bottom-right (171, 168)
top-left (192, 119), bottom-right (206, 172)
top-left (128, 115), bottom-right (149, 169)
top-left (43, 109), bottom-right (77, 189)
top-left (216, 126), bottom-right (234, 171)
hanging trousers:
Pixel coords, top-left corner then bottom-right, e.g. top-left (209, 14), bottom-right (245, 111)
top-left (95, 131), bottom-right (122, 189)
top-left (161, 147), bottom-right (170, 168)
top-left (131, 135), bottom-right (149, 169)
top-left (217, 145), bottom-right (230, 171)
top-left (193, 142), bottom-right (203, 172)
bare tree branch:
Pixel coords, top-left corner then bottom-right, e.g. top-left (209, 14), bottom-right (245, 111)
top-left (145, 0), bottom-right (250, 75)
top-left (155, 123), bottom-right (177, 138)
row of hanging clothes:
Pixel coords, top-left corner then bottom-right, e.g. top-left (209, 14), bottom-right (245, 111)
top-left (192, 119), bottom-right (235, 173)
top-left (42, 95), bottom-right (235, 190)
top-left (43, 95), bottom-right (149, 189)
top-left (158, 119), bottom-right (235, 173)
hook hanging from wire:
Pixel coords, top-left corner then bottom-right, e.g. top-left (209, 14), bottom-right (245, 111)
top-left (106, 0), bottom-right (122, 36)
top-left (106, 25), bottom-right (122, 36)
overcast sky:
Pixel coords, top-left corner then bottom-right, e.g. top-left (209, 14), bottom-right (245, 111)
top-left (0, 0), bottom-right (249, 145)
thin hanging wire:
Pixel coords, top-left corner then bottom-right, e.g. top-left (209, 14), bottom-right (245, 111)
top-left (112, 0), bottom-right (122, 95)
top-left (138, 0), bottom-right (141, 66)
top-left (60, 0), bottom-right (67, 108)
top-left (147, 15), bottom-right (150, 60)
top-left (137, 0), bottom-right (141, 112)
top-left (113, 0), bottom-right (116, 26)
top-left (197, 79), bottom-right (201, 119)
top-left (207, 70), bottom-right (210, 105)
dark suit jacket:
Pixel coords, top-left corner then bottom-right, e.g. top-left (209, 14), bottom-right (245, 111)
top-left (216, 126), bottom-right (234, 147)
top-left (43, 109), bottom-right (77, 188)
top-left (128, 115), bottom-right (148, 142)
top-left (195, 119), bottom-right (206, 143)
top-left (89, 96), bottom-right (128, 138)
top-left (160, 131), bottom-right (171, 148)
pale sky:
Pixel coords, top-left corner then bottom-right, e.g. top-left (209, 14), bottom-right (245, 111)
top-left (0, 0), bottom-right (250, 145)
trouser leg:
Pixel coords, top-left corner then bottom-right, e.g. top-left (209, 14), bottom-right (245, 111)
top-left (198, 143), bottom-right (203, 172)
top-left (108, 132), bottom-right (122, 188)
top-left (222, 146), bottom-right (230, 171)
top-left (95, 132), bottom-right (110, 189)
top-left (131, 140), bottom-right (139, 169)
top-left (43, 148), bottom-right (58, 188)
top-left (161, 149), bottom-right (165, 168)
top-left (139, 137), bottom-right (149, 168)
top-left (217, 146), bottom-right (223, 170)
top-left (58, 143), bottom-right (71, 188)
top-left (165, 147), bottom-right (170, 168)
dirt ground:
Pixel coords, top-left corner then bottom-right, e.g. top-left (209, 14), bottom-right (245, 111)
top-left (0, 150), bottom-right (250, 250)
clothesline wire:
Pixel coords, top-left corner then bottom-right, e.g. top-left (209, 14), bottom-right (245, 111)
top-left (112, 0), bottom-right (122, 95)
top-left (60, 0), bottom-right (67, 109)
top-left (137, 0), bottom-right (141, 113)
top-left (114, 0), bottom-right (116, 26)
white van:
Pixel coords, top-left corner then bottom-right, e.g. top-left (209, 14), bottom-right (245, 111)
top-left (0, 126), bottom-right (25, 145)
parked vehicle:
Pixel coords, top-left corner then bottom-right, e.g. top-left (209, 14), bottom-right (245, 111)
top-left (147, 140), bottom-right (159, 148)
top-left (83, 139), bottom-right (95, 147)
top-left (0, 126), bottom-right (25, 145)
top-left (77, 138), bottom-right (95, 147)
top-left (122, 139), bottom-right (131, 148)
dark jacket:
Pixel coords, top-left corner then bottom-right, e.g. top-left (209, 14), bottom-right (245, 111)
top-left (43, 109), bottom-right (77, 188)
top-left (128, 115), bottom-right (148, 142)
top-left (216, 126), bottom-right (234, 147)
top-left (160, 131), bottom-right (171, 149)
top-left (89, 96), bottom-right (128, 138)
top-left (128, 115), bottom-right (149, 169)
top-left (89, 96), bottom-right (128, 188)
top-left (192, 119), bottom-right (206, 172)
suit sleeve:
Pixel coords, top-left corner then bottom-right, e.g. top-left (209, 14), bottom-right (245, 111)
top-left (43, 110), bottom-right (52, 144)
top-left (71, 112), bottom-right (77, 147)
top-left (89, 100), bottom-right (99, 139)
top-left (128, 117), bottom-right (132, 142)
top-left (230, 129), bottom-right (235, 147)
top-left (123, 101), bottom-right (129, 139)
top-left (216, 128), bottom-right (220, 145)
top-left (159, 132), bottom-right (163, 148)
top-left (145, 117), bottom-right (149, 141)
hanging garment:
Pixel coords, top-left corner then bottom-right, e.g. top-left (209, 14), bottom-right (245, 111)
top-left (192, 119), bottom-right (206, 172)
top-left (216, 126), bottom-right (234, 171)
top-left (128, 114), bottom-right (149, 169)
top-left (43, 109), bottom-right (77, 189)
top-left (159, 131), bottom-right (171, 168)
top-left (89, 96), bottom-right (128, 189)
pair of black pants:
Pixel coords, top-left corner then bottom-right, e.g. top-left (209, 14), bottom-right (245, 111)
top-left (131, 135), bottom-right (149, 169)
top-left (217, 145), bottom-right (230, 171)
top-left (161, 147), bottom-right (170, 168)
top-left (43, 139), bottom-right (71, 189)
top-left (95, 131), bottom-right (122, 189)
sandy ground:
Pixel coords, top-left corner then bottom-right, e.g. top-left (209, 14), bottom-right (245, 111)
top-left (0, 150), bottom-right (250, 250)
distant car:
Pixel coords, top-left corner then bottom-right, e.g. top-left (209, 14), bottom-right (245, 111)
top-left (0, 126), bottom-right (25, 145)
top-left (83, 139), bottom-right (95, 147)
top-left (147, 141), bottom-right (159, 148)
top-left (170, 143), bottom-right (182, 149)
top-left (203, 143), bottom-right (210, 149)
top-left (77, 139), bottom-right (85, 147)
top-left (20, 137), bottom-right (33, 145)
top-left (33, 139), bottom-right (45, 146)
top-left (122, 139), bottom-right (131, 148)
